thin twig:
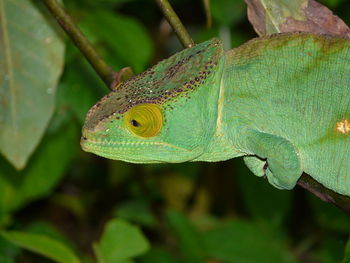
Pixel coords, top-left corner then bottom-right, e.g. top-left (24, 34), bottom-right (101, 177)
top-left (42, 0), bottom-right (114, 88)
top-left (155, 0), bottom-right (195, 48)
top-left (203, 0), bottom-right (212, 28)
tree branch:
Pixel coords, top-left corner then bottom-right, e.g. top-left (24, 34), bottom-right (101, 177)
top-left (203, 0), bottom-right (212, 28)
top-left (155, 0), bottom-right (195, 48)
top-left (42, 0), bottom-right (115, 88)
top-left (298, 174), bottom-right (350, 214)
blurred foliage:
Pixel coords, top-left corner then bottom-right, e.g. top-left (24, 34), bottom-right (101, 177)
top-left (1, 231), bottom-right (80, 263)
top-left (0, 0), bottom-right (349, 262)
top-left (93, 219), bottom-right (150, 263)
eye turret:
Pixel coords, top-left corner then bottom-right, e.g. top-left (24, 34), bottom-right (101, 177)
top-left (124, 104), bottom-right (163, 138)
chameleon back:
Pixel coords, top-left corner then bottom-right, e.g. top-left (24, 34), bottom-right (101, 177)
top-left (223, 33), bottom-right (350, 195)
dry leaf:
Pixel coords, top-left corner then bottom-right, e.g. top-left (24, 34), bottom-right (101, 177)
top-left (245, 0), bottom-right (350, 38)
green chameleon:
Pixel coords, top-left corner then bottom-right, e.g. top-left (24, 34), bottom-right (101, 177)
top-left (81, 33), bottom-right (350, 196)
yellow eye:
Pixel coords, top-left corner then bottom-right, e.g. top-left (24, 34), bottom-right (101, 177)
top-left (124, 104), bottom-right (163, 138)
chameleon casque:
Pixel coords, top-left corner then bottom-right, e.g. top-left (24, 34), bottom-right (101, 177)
top-left (81, 33), bottom-right (350, 196)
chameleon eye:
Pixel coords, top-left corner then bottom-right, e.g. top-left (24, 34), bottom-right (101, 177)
top-left (124, 104), bottom-right (163, 138)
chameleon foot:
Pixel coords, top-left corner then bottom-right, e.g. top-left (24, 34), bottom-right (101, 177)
top-left (239, 128), bottom-right (302, 190)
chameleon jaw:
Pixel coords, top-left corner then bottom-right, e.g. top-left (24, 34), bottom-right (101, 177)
top-left (80, 134), bottom-right (200, 163)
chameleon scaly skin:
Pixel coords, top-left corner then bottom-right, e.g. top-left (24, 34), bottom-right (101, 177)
top-left (82, 38), bottom-right (225, 163)
top-left (81, 33), bottom-right (350, 196)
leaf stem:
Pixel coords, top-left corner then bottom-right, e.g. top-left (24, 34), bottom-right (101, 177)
top-left (155, 0), bottom-right (195, 48)
top-left (41, 0), bottom-right (114, 88)
top-left (203, 0), bottom-right (212, 28)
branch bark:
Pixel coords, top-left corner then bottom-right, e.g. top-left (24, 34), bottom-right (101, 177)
top-left (42, 0), bottom-right (115, 88)
top-left (203, 0), bottom-right (212, 28)
top-left (298, 174), bottom-right (350, 214)
top-left (155, 0), bottom-right (195, 48)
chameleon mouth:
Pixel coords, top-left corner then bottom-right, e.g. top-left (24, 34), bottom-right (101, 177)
top-left (80, 135), bottom-right (198, 163)
top-left (80, 136), bottom-right (90, 152)
top-left (80, 135), bottom-right (191, 153)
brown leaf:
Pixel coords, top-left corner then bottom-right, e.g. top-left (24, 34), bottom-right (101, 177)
top-left (246, 0), bottom-right (268, 36)
top-left (245, 0), bottom-right (350, 38)
top-left (280, 0), bottom-right (350, 38)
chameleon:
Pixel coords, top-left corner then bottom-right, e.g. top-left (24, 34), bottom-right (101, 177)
top-left (81, 32), bottom-right (350, 196)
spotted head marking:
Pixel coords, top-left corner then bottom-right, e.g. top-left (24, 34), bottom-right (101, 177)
top-left (81, 38), bottom-right (225, 163)
top-left (83, 38), bottom-right (223, 131)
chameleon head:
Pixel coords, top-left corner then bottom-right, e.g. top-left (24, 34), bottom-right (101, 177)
top-left (81, 38), bottom-right (224, 163)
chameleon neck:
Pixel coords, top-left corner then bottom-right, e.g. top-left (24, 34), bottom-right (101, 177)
top-left (196, 43), bottom-right (276, 162)
top-left (194, 50), bottom-right (247, 162)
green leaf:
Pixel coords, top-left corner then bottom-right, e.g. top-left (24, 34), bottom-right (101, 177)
top-left (93, 218), bottom-right (150, 263)
top-left (139, 247), bottom-right (179, 263)
top-left (0, 235), bottom-right (20, 263)
top-left (27, 221), bottom-right (76, 250)
top-left (57, 49), bottom-right (106, 124)
top-left (66, 0), bottom-right (133, 9)
top-left (203, 220), bottom-right (297, 263)
top-left (0, 120), bottom-right (79, 216)
top-left (0, 174), bottom-right (19, 217)
top-left (79, 11), bottom-right (153, 73)
top-left (343, 238), bottom-right (350, 263)
top-left (0, 0), bottom-right (65, 169)
top-left (1, 231), bottom-right (81, 263)
top-left (165, 210), bottom-right (207, 263)
top-left (114, 199), bottom-right (157, 227)
top-left (211, 0), bottom-right (246, 26)
top-left (319, 0), bottom-right (345, 8)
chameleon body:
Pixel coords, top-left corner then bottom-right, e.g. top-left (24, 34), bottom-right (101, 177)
top-left (81, 33), bottom-right (350, 196)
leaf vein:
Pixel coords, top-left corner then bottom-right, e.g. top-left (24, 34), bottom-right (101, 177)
top-left (0, 0), bottom-right (17, 136)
